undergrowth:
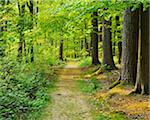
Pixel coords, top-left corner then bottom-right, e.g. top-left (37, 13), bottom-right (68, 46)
top-left (95, 111), bottom-right (128, 120)
top-left (0, 59), bottom-right (56, 120)
top-left (78, 77), bottom-right (101, 93)
top-left (79, 57), bottom-right (92, 67)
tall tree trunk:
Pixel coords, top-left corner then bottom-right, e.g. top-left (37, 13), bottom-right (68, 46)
top-left (113, 16), bottom-right (120, 56)
top-left (134, 6), bottom-right (150, 94)
top-left (91, 11), bottom-right (100, 65)
top-left (121, 8), bottom-right (139, 84)
top-left (17, 3), bottom-right (25, 61)
top-left (59, 40), bottom-right (63, 61)
top-left (118, 41), bottom-right (122, 64)
top-left (102, 18), bottom-right (116, 70)
top-left (27, 0), bottom-right (34, 62)
top-left (0, 0), bottom-right (5, 57)
top-left (81, 39), bottom-right (83, 50)
top-left (84, 21), bottom-right (89, 56)
top-left (74, 41), bottom-right (77, 58)
top-left (36, 0), bottom-right (38, 14)
top-left (99, 25), bottom-right (102, 42)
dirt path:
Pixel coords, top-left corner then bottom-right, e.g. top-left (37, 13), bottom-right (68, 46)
top-left (42, 62), bottom-right (93, 120)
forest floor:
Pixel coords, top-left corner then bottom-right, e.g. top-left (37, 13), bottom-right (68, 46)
top-left (41, 61), bottom-right (150, 120)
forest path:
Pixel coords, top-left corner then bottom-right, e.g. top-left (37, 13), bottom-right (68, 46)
top-left (41, 61), bottom-right (93, 120)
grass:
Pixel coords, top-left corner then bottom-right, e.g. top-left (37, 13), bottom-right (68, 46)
top-left (77, 77), bottom-right (102, 94)
top-left (94, 111), bottom-right (128, 120)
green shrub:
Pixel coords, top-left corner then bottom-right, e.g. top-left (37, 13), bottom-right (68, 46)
top-left (78, 77), bottom-right (101, 93)
top-left (0, 61), bottom-right (54, 120)
top-left (79, 57), bottom-right (92, 67)
top-left (96, 114), bottom-right (110, 120)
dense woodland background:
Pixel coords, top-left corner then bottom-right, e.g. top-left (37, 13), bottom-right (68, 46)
top-left (0, 0), bottom-right (149, 120)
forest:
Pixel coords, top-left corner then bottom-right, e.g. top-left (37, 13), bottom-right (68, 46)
top-left (0, 0), bottom-right (150, 120)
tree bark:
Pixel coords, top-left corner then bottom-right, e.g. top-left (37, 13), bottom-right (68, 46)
top-left (27, 0), bottom-right (34, 62)
top-left (17, 3), bottom-right (25, 61)
top-left (59, 40), bottom-right (63, 61)
top-left (99, 26), bottom-right (102, 42)
top-left (91, 11), bottom-right (100, 65)
top-left (113, 16), bottom-right (120, 56)
top-left (118, 41), bottom-right (122, 64)
top-left (134, 7), bottom-right (150, 94)
top-left (102, 18), bottom-right (116, 70)
top-left (81, 39), bottom-right (83, 50)
top-left (0, 0), bottom-right (5, 57)
top-left (121, 8), bottom-right (139, 84)
top-left (84, 22), bottom-right (89, 56)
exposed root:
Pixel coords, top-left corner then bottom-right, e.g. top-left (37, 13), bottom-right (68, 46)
top-left (109, 79), bottom-right (121, 89)
top-left (109, 72), bottom-right (121, 89)
top-left (91, 67), bottom-right (103, 76)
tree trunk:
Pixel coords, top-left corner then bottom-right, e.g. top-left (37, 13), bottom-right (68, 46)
top-left (17, 3), bottom-right (25, 61)
top-left (113, 16), bottom-right (120, 56)
top-left (134, 7), bottom-right (150, 94)
top-left (91, 11), bottom-right (100, 65)
top-left (121, 8), bottom-right (139, 84)
top-left (118, 41), bottom-right (122, 64)
top-left (81, 39), bottom-right (83, 50)
top-left (84, 21), bottom-right (89, 56)
top-left (74, 41), bottom-right (77, 58)
top-left (102, 18), bottom-right (116, 70)
top-left (27, 0), bottom-right (34, 62)
top-left (99, 26), bottom-right (102, 42)
top-left (59, 40), bottom-right (63, 61)
top-left (0, 0), bottom-right (5, 57)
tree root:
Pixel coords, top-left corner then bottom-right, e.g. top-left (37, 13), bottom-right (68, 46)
top-left (91, 67), bottom-right (103, 76)
top-left (109, 79), bottom-right (121, 89)
top-left (109, 71), bottom-right (121, 89)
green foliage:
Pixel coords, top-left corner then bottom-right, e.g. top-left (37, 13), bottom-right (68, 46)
top-left (78, 77), bottom-right (101, 93)
top-left (79, 57), bottom-right (92, 67)
top-left (0, 60), bottom-right (55, 120)
top-left (95, 112), bottom-right (128, 120)
top-left (101, 64), bottom-right (112, 71)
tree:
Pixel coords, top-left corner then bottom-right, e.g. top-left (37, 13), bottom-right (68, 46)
top-left (27, 0), bottom-right (34, 62)
top-left (91, 11), bottom-right (100, 65)
top-left (102, 18), bottom-right (116, 70)
top-left (59, 32), bottom-right (63, 61)
top-left (84, 21), bottom-right (90, 56)
top-left (113, 16), bottom-right (120, 56)
top-left (134, 6), bottom-right (150, 94)
top-left (121, 7), bottom-right (139, 84)
top-left (118, 41), bottom-right (122, 64)
top-left (0, 0), bottom-right (6, 57)
top-left (17, 2), bottom-right (25, 61)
